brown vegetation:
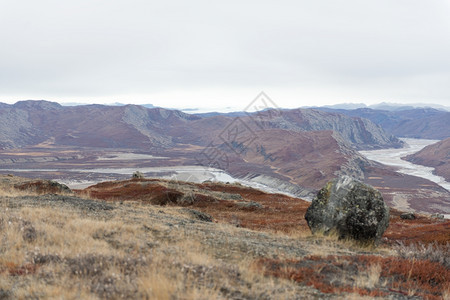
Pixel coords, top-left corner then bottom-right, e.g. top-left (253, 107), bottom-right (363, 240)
top-left (257, 254), bottom-right (449, 299)
top-left (1, 176), bottom-right (449, 299)
top-left (384, 209), bottom-right (450, 245)
top-left (81, 178), bottom-right (449, 245)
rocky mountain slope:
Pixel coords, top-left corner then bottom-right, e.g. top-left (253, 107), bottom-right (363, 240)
top-left (405, 138), bottom-right (450, 181)
top-left (316, 107), bottom-right (450, 139)
top-left (0, 101), bottom-right (199, 149)
top-left (0, 100), bottom-right (401, 151)
top-left (252, 108), bottom-right (403, 150)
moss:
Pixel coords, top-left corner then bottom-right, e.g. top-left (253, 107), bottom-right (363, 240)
top-left (316, 181), bottom-right (333, 205)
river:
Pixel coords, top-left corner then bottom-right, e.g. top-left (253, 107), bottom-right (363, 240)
top-left (359, 138), bottom-right (450, 192)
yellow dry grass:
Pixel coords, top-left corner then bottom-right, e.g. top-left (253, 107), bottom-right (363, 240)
top-left (1, 197), bottom-right (319, 299)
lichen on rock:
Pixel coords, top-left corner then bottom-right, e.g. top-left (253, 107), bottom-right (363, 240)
top-left (305, 176), bottom-right (389, 244)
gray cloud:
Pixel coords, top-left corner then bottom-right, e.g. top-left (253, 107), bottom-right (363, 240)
top-left (0, 0), bottom-right (449, 107)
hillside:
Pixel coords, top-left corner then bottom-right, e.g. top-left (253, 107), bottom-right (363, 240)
top-left (0, 101), bottom-right (199, 149)
top-left (1, 176), bottom-right (449, 299)
top-left (316, 107), bottom-right (450, 139)
top-left (405, 138), bottom-right (450, 182)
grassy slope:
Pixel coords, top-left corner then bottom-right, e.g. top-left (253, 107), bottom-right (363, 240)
top-left (1, 177), bottom-right (449, 299)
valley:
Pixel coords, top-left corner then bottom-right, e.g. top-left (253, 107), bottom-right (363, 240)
top-left (3, 3), bottom-right (450, 298)
top-left (0, 138), bottom-right (449, 216)
top-left (1, 100), bottom-right (449, 216)
top-left (1, 101), bottom-right (449, 299)
top-left (360, 138), bottom-right (450, 192)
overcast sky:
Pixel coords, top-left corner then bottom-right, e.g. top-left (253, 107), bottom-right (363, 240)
top-left (1, 0), bottom-right (449, 111)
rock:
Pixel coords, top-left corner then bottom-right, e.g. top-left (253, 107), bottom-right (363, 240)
top-left (236, 201), bottom-right (263, 209)
top-left (0, 288), bottom-right (11, 300)
top-left (431, 213), bottom-right (444, 219)
top-left (305, 176), bottom-right (389, 244)
top-left (22, 225), bottom-right (37, 243)
top-left (400, 212), bottom-right (416, 220)
top-left (183, 208), bottom-right (213, 222)
top-left (132, 171), bottom-right (144, 179)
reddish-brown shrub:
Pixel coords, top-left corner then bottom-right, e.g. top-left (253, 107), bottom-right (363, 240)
top-left (256, 254), bottom-right (449, 299)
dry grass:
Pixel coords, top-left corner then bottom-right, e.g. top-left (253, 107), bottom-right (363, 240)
top-left (2, 177), bottom-right (449, 299)
top-left (0, 183), bottom-right (34, 197)
top-left (354, 263), bottom-right (382, 289)
top-left (394, 241), bottom-right (450, 268)
top-left (0, 195), bottom-right (321, 299)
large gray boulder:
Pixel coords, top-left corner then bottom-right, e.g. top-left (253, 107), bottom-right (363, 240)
top-left (305, 176), bottom-right (389, 243)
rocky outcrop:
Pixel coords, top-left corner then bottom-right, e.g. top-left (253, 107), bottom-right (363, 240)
top-left (305, 176), bottom-right (389, 243)
top-left (251, 108), bottom-right (404, 150)
top-left (0, 108), bottom-right (44, 149)
top-left (0, 174), bottom-right (72, 194)
top-left (316, 107), bottom-right (450, 140)
top-left (14, 180), bottom-right (72, 195)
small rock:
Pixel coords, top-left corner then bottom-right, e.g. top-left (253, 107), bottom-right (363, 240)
top-left (183, 208), bottom-right (213, 222)
top-left (22, 226), bottom-right (37, 243)
top-left (131, 171), bottom-right (144, 179)
top-left (236, 201), bottom-right (263, 209)
top-left (400, 212), bottom-right (416, 220)
top-left (431, 213), bottom-right (444, 219)
top-left (0, 288), bottom-right (11, 300)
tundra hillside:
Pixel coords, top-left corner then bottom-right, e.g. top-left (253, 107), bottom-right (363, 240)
top-left (1, 175), bottom-right (449, 299)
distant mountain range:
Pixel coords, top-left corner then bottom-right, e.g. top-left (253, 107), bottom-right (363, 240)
top-left (0, 100), bottom-right (402, 150)
top-left (314, 107), bottom-right (450, 140)
top-left (314, 102), bottom-right (450, 112)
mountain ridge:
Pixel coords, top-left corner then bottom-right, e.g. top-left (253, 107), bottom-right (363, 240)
top-left (0, 100), bottom-right (401, 151)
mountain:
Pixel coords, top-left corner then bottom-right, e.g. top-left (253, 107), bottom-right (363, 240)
top-left (368, 102), bottom-right (450, 111)
top-left (312, 102), bottom-right (450, 112)
top-left (315, 107), bottom-right (450, 139)
top-left (0, 101), bottom-right (401, 151)
top-left (321, 103), bottom-right (367, 110)
top-left (405, 137), bottom-right (450, 181)
top-left (0, 101), bottom-right (198, 149)
top-left (263, 108), bottom-right (403, 150)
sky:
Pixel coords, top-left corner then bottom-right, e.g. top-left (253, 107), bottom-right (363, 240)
top-left (1, 0), bottom-right (449, 111)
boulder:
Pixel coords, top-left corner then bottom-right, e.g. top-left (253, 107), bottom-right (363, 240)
top-left (400, 212), bottom-right (416, 220)
top-left (305, 176), bottom-right (389, 243)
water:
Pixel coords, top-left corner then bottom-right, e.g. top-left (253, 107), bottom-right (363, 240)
top-left (2, 138), bottom-right (448, 199)
top-left (0, 165), bottom-right (298, 197)
top-left (359, 138), bottom-right (450, 192)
